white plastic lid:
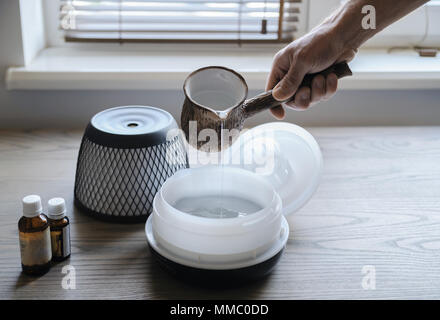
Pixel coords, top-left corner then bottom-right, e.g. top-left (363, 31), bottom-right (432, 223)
top-left (48, 197), bottom-right (66, 218)
top-left (225, 122), bottom-right (323, 217)
top-left (22, 195), bottom-right (43, 217)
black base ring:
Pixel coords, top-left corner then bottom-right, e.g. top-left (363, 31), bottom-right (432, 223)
top-left (149, 245), bottom-right (284, 288)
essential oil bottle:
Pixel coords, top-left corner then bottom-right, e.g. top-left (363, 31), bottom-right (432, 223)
top-left (47, 198), bottom-right (71, 261)
top-left (18, 195), bottom-right (52, 275)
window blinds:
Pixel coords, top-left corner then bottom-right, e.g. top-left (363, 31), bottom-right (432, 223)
top-left (59, 0), bottom-right (303, 42)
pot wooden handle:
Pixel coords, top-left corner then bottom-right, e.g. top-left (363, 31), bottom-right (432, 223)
top-left (243, 62), bottom-right (353, 119)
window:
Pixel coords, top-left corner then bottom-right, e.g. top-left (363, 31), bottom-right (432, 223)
top-left (366, 0), bottom-right (440, 48)
top-left (58, 0), bottom-right (306, 43)
top-left (7, 0), bottom-right (440, 90)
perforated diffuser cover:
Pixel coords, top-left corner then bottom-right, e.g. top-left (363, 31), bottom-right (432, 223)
top-left (74, 106), bottom-right (189, 222)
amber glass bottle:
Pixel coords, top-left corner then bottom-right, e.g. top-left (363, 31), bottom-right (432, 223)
top-left (47, 198), bottom-right (71, 261)
top-left (18, 195), bottom-right (52, 275)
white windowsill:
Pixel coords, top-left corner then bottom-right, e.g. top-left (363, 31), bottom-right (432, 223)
top-left (5, 47), bottom-right (440, 90)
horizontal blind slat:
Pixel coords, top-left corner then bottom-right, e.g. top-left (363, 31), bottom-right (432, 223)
top-left (60, 4), bottom-right (283, 13)
top-left (60, 7), bottom-right (300, 15)
top-left (65, 32), bottom-right (282, 40)
top-left (71, 21), bottom-right (287, 30)
top-left (61, 15), bottom-right (287, 23)
top-left (61, 0), bottom-right (293, 4)
top-left (68, 23), bottom-right (296, 33)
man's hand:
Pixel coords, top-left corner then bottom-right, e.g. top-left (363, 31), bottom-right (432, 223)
top-left (266, 26), bottom-right (356, 119)
top-left (266, 0), bottom-right (429, 120)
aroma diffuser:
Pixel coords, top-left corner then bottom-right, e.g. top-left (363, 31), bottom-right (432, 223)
top-left (74, 106), bottom-right (188, 222)
top-left (146, 122), bottom-right (322, 284)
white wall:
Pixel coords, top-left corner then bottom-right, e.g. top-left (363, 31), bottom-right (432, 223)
top-left (1, 1), bottom-right (440, 130)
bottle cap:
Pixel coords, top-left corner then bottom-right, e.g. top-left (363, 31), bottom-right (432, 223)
top-left (22, 195), bottom-right (43, 217)
top-left (48, 197), bottom-right (66, 218)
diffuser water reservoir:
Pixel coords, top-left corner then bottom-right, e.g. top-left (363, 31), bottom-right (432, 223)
top-left (146, 122), bottom-right (322, 284)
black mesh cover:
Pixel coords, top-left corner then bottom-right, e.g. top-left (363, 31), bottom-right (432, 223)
top-left (74, 128), bottom-right (188, 222)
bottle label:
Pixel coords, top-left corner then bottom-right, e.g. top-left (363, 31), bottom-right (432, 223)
top-left (19, 227), bottom-right (52, 266)
top-left (50, 224), bottom-right (71, 258)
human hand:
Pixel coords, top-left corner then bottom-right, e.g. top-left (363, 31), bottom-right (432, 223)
top-left (266, 25), bottom-right (356, 119)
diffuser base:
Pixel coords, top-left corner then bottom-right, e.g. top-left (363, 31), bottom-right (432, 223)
top-left (149, 245), bottom-right (284, 288)
top-left (145, 215), bottom-right (289, 286)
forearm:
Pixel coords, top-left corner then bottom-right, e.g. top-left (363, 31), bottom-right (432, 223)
top-left (322, 0), bottom-right (429, 50)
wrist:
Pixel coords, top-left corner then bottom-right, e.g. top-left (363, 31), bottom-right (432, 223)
top-left (321, 0), bottom-right (371, 51)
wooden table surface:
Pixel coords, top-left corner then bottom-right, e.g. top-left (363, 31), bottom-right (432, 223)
top-left (1, 127), bottom-right (440, 300)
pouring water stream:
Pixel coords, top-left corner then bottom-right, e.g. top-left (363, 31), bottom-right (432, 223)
top-left (179, 64), bottom-right (352, 218)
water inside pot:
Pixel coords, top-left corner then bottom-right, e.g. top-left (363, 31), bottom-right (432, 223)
top-left (173, 194), bottom-right (263, 219)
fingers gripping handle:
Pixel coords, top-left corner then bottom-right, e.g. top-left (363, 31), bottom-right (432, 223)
top-left (242, 62), bottom-right (352, 119)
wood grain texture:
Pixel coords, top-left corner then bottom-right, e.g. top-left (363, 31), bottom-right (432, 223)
top-left (0, 127), bottom-right (439, 300)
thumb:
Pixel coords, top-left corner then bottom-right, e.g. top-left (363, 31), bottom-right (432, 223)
top-left (272, 63), bottom-right (307, 101)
